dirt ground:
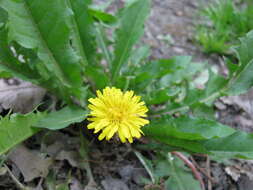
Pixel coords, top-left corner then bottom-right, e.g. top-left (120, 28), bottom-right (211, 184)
top-left (1, 0), bottom-right (253, 190)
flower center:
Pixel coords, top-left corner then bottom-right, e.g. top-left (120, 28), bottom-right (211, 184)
top-left (109, 108), bottom-right (127, 123)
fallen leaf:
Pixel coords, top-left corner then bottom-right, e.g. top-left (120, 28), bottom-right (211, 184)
top-left (0, 79), bottom-right (46, 113)
top-left (225, 166), bottom-right (241, 181)
top-left (84, 179), bottom-right (98, 190)
top-left (55, 150), bottom-right (81, 168)
top-left (238, 175), bottom-right (253, 190)
top-left (0, 166), bottom-right (7, 176)
top-left (221, 89), bottom-right (253, 116)
top-left (70, 178), bottom-right (83, 190)
top-left (8, 145), bottom-right (52, 182)
top-left (118, 165), bottom-right (135, 182)
top-left (41, 132), bottom-right (79, 155)
top-left (101, 178), bottom-right (129, 190)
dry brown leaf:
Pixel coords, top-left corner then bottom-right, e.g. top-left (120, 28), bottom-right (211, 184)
top-left (55, 150), bottom-right (81, 168)
top-left (101, 178), bottom-right (129, 190)
top-left (221, 89), bottom-right (253, 116)
top-left (0, 79), bottom-right (46, 113)
top-left (8, 145), bottom-right (53, 182)
top-left (225, 166), bottom-right (241, 181)
top-left (0, 167), bottom-right (7, 176)
top-left (70, 178), bottom-right (83, 190)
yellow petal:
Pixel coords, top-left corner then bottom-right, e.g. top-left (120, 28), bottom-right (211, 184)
top-left (98, 126), bottom-right (112, 140)
top-left (106, 124), bottom-right (119, 140)
top-left (118, 128), bottom-right (127, 143)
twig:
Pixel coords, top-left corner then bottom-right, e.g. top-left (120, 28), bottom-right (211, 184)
top-left (4, 164), bottom-right (28, 190)
top-left (171, 152), bottom-right (205, 190)
top-left (190, 156), bottom-right (216, 184)
top-left (206, 156), bottom-right (212, 190)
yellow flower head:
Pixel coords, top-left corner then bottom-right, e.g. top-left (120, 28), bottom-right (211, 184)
top-left (87, 87), bottom-right (149, 143)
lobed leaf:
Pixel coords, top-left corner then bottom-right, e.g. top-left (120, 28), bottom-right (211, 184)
top-left (0, 28), bottom-right (40, 81)
top-left (228, 31), bottom-right (253, 95)
top-left (0, 0), bottom-right (83, 98)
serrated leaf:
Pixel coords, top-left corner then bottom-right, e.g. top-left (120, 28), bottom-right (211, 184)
top-left (0, 112), bottom-right (45, 155)
top-left (0, 28), bottom-right (40, 81)
top-left (205, 70), bottom-right (228, 96)
top-left (227, 59), bottom-right (253, 95)
top-left (145, 88), bottom-right (172, 105)
top-left (0, 28), bottom-right (85, 103)
top-left (129, 45), bottom-right (150, 65)
top-left (143, 116), bottom-right (235, 141)
top-left (227, 31), bottom-right (253, 95)
top-left (111, 0), bottom-right (150, 82)
top-left (67, 0), bottom-right (96, 66)
top-left (159, 57), bottom-right (197, 87)
top-left (35, 106), bottom-right (88, 130)
top-left (0, 0), bottom-right (82, 94)
top-left (132, 57), bottom-right (190, 93)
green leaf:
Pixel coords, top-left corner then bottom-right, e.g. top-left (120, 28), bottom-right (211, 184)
top-left (88, 8), bottom-right (117, 24)
top-left (67, 0), bottom-right (96, 66)
top-left (203, 131), bottom-right (253, 159)
top-left (111, 0), bottom-right (151, 82)
top-left (129, 45), bottom-right (150, 66)
top-left (146, 121), bottom-right (253, 158)
top-left (145, 88), bottom-right (173, 105)
top-left (205, 70), bottom-right (228, 96)
top-left (35, 106), bottom-right (88, 130)
top-left (0, 0), bottom-right (82, 92)
top-left (0, 28), bottom-right (78, 101)
top-left (227, 30), bottom-right (253, 95)
top-left (152, 136), bottom-right (208, 154)
top-left (0, 28), bottom-right (40, 81)
top-left (0, 112), bottom-right (45, 155)
top-left (131, 57), bottom-right (191, 92)
top-left (0, 70), bottom-right (12, 78)
top-left (165, 155), bottom-right (202, 190)
top-left (134, 151), bottom-right (155, 184)
top-left (0, 28), bottom-right (70, 102)
top-left (191, 103), bottom-right (215, 120)
top-left (159, 57), bottom-right (199, 88)
top-left (143, 116), bottom-right (235, 141)
top-left (85, 66), bottom-right (109, 89)
top-left (95, 23), bottom-right (112, 67)
top-left (0, 6), bottom-right (7, 25)
top-left (56, 185), bottom-right (69, 190)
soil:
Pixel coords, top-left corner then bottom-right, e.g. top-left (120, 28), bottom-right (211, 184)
top-left (1, 0), bottom-right (253, 190)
